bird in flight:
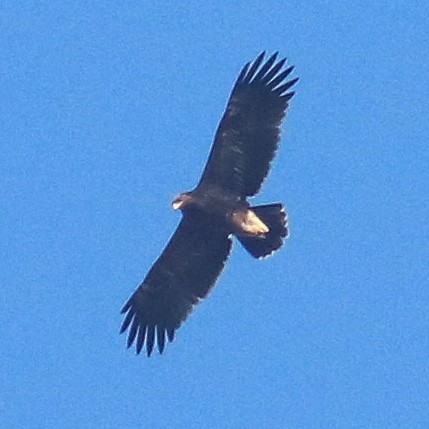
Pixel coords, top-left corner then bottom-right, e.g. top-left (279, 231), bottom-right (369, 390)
top-left (120, 52), bottom-right (298, 356)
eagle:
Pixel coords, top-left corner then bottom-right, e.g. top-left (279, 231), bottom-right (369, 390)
top-left (120, 52), bottom-right (298, 356)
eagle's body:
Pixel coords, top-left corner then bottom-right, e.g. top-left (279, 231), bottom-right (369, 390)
top-left (120, 52), bottom-right (298, 356)
top-left (173, 188), bottom-right (273, 237)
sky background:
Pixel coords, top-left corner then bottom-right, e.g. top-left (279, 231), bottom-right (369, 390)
top-left (1, 2), bottom-right (428, 428)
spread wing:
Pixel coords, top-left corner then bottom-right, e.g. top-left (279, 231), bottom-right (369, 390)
top-left (198, 52), bottom-right (298, 197)
top-left (120, 212), bottom-right (232, 356)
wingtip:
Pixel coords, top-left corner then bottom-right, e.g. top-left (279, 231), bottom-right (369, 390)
top-left (242, 52), bottom-right (267, 84)
top-left (119, 309), bottom-right (134, 334)
top-left (158, 341), bottom-right (166, 355)
top-left (282, 91), bottom-right (296, 102)
top-left (126, 336), bottom-right (134, 349)
top-left (146, 326), bottom-right (155, 357)
top-left (274, 77), bottom-right (300, 96)
top-left (271, 51), bottom-right (279, 62)
top-left (120, 299), bottom-right (131, 314)
top-left (126, 317), bottom-right (139, 348)
top-left (167, 328), bottom-right (175, 342)
top-left (235, 61), bottom-right (251, 86)
top-left (157, 326), bottom-right (166, 354)
top-left (255, 51), bottom-right (266, 66)
top-left (235, 51), bottom-right (291, 90)
top-left (136, 325), bottom-right (146, 354)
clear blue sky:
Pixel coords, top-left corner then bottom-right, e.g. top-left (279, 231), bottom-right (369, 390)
top-left (1, 2), bottom-right (428, 428)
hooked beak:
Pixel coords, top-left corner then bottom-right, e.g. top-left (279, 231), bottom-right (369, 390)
top-left (172, 194), bottom-right (192, 210)
top-left (172, 198), bottom-right (183, 210)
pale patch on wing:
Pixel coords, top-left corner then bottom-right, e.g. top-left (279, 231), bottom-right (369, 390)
top-left (232, 210), bottom-right (269, 235)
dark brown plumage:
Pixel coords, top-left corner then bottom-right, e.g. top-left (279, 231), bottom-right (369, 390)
top-left (120, 52), bottom-right (298, 356)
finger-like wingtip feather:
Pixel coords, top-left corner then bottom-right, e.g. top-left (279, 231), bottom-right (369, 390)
top-left (136, 325), bottom-right (146, 355)
top-left (127, 316), bottom-right (139, 348)
top-left (157, 327), bottom-right (166, 354)
top-left (253, 52), bottom-right (279, 82)
top-left (119, 309), bottom-right (134, 334)
top-left (146, 326), bottom-right (155, 357)
top-left (120, 299), bottom-right (132, 314)
top-left (273, 77), bottom-right (300, 96)
top-left (260, 58), bottom-right (286, 84)
top-left (281, 91), bottom-right (297, 102)
top-left (267, 65), bottom-right (295, 90)
top-left (167, 328), bottom-right (175, 342)
top-left (235, 62), bottom-right (250, 86)
top-left (242, 51), bottom-right (266, 84)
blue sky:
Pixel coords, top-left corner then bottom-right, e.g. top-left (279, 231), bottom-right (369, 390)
top-left (1, 2), bottom-right (428, 428)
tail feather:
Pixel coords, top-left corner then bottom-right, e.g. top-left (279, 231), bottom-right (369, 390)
top-left (237, 203), bottom-right (288, 259)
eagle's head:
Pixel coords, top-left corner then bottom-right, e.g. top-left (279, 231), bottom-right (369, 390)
top-left (172, 192), bottom-right (193, 211)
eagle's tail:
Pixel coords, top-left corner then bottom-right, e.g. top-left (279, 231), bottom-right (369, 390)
top-left (237, 203), bottom-right (289, 259)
